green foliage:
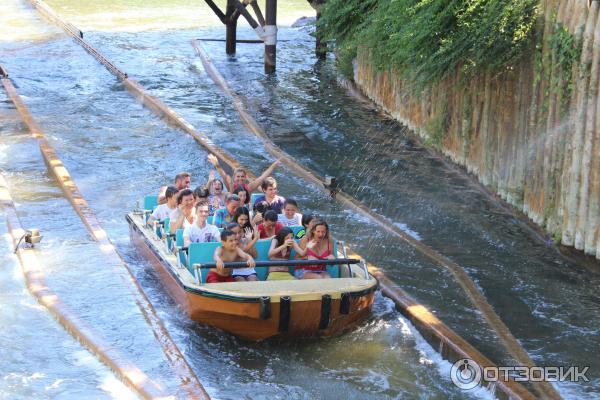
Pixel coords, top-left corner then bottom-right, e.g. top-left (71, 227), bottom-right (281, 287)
top-left (318, 0), bottom-right (539, 89)
top-left (548, 23), bottom-right (581, 116)
top-left (426, 100), bottom-right (450, 148)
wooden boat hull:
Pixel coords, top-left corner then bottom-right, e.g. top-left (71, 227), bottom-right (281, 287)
top-left (128, 214), bottom-right (377, 340)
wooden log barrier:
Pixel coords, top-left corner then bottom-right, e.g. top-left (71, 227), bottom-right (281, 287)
top-left (0, 175), bottom-right (168, 400)
top-left (1, 66), bottom-right (209, 400)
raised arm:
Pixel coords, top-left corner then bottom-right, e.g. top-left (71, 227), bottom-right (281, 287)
top-left (207, 154), bottom-right (234, 192)
top-left (247, 159), bottom-right (280, 192)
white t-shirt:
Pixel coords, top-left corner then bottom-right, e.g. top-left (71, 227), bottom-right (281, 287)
top-left (170, 208), bottom-right (195, 230)
top-left (183, 223), bottom-right (221, 244)
top-left (151, 203), bottom-right (176, 221)
top-left (277, 213), bottom-right (302, 227)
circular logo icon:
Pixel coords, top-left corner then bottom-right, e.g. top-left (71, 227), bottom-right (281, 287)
top-left (450, 358), bottom-right (482, 390)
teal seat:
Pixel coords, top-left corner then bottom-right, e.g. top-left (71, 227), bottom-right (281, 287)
top-left (144, 195), bottom-right (158, 211)
top-left (207, 215), bottom-right (214, 225)
top-left (290, 225), bottom-right (304, 237)
top-left (176, 229), bottom-right (186, 267)
top-left (164, 218), bottom-right (172, 249)
top-left (326, 240), bottom-right (339, 278)
top-left (188, 242), bottom-right (222, 284)
top-left (250, 192), bottom-right (262, 205)
top-left (254, 239), bottom-right (272, 281)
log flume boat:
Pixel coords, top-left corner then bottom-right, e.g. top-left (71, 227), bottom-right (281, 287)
top-left (127, 197), bottom-right (378, 340)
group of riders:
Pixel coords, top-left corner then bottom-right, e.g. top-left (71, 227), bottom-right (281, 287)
top-left (148, 155), bottom-right (336, 283)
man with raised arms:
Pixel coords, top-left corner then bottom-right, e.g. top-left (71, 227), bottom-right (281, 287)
top-left (207, 154), bottom-right (280, 193)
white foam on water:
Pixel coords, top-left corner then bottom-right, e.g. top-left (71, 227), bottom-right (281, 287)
top-left (398, 315), bottom-right (496, 399)
top-left (99, 374), bottom-right (139, 400)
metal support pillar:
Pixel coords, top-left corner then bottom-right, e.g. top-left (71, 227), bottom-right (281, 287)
top-left (264, 0), bottom-right (277, 73)
top-left (225, 0), bottom-right (238, 54)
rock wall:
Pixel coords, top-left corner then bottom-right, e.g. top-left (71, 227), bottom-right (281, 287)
top-left (352, 0), bottom-right (600, 260)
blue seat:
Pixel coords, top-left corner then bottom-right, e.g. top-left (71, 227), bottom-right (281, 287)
top-left (327, 240), bottom-right (339, 278)
top-left (250, 192), bottom-right (262, 205)
top-left (144, 195), bottom-right (158, 211)
top-left (176, 229), bottom-right (186, 267)
top-left (207, 215), bottom-right (214, 225)
top-left (254, 239), bottom-right (272, 281)
top-left (163, 217), bottom-right (172, 249)
top-left (290, 225), bottom-right (304, 237)
top-left (188, 242), bottom-right (222, 284)
top-left (142, 195), bottom-right (158, 224)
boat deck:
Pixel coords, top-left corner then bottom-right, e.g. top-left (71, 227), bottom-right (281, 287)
top-left (202, 278), bottom-right (374, 301)
top-left (128, 212), bottom-right (378, 302)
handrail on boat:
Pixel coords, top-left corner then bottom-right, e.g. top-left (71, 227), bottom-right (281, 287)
top-left (193, 258), bottom-right (361, 269)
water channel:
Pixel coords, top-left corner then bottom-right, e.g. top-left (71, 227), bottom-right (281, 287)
top-left (1, 1), bottom-right (599, 398)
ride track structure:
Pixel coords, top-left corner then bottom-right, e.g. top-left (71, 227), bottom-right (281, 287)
top-left (192, 39), bottom-right (562, 400)
top-left (18, 2), bottom-right (539, 398)
top-left (0, 65), bottom-right (209, 400)
top-left (0, 175), bottom-right (169, 400)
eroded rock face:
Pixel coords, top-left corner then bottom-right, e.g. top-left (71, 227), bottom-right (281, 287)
top-left (350, 0), bottom-right (600, 260)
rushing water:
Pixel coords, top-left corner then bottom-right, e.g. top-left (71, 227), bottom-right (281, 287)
top-left (1, 0), bottom-right (599, 399)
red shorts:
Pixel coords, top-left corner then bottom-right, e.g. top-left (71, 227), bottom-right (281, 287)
top-left (206, 271), bottom-right (236, 283)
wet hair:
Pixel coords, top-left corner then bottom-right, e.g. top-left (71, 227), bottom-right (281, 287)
top-left (195, 200), bottom-right (209, 210)
top-left (301, 213), bottom-right (316, 228)
top-left (264, 210), bottom-right (278, 222)
top-left (233, 167), bottom-right (247, 177)
top-left (260, 177), bottom-right (277, 191)
top-left (233, 207), bottom-right (251, 226)
top-left (209, 179), bottom-right (224, 194)
top-left (226, 222), bottom-right (240, 231)
top-left (221, 229), bottom-right (236, 242)
top-left (226, 193), bottom-right (240, 203)
top-left (174, 172), bottom-right (190, 184)
top-left (253, 200), bottom-right (269, 215)
top-left (233, 185), bottom-right (250, 205)
top-left (177, 189), bottom-right (194, 205)
top-left (165, 185), bottom-right (179, 200)
top-left (283, 198), bottom-right (298, 209)
top-left (274, 227), bottom-right (293, 246)
top-left (311, 219), bottom-right (329, 239)
top-left (194, 186), bottom-right (209, 199)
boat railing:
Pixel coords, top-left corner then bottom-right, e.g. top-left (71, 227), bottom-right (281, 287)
top-left (191, 258), bottom-right (365, 286)
top-left (337, 240), bottom-right (352, 278)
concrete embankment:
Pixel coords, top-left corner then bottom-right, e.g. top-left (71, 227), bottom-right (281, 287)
top-left (350, 0), bottom-right (600, 261)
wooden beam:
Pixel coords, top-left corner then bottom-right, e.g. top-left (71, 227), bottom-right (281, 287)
top-left (203, 0), bottom-right (226, 23)
top-left (264, 0), bottom-right (277, 73)
top-left (251, 1), bottom-right (266, 26)
top-left (225, 0), bottom-right (238, 54)
top-left (231, 0), bottom-right (260, 29)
